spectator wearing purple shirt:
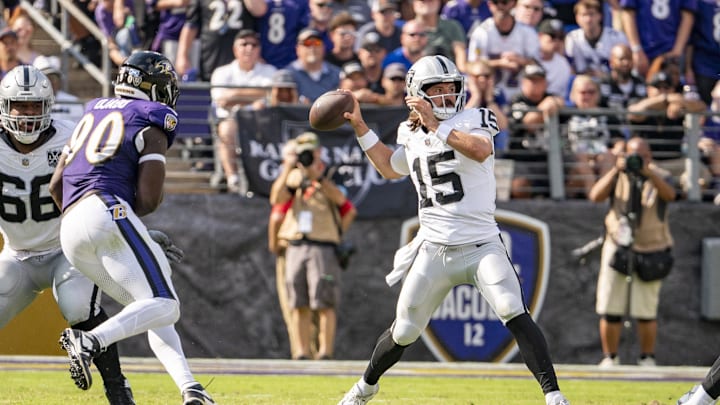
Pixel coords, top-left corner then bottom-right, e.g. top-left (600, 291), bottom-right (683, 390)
top-left (95, 0), bottom-right (141, 66)
top-left (620, 0), bottom-right (697, 77)
top-left (145, 0), bottom-right (189, 64)
top-left (441, 0), bottom-right (491, 36)
top-left (257, 0), bottom-right (310, 68)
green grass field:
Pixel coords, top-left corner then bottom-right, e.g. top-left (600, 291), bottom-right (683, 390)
top-left (0, 370), bottom-right (692, 405)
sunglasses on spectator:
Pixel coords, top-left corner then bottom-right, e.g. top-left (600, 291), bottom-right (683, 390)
top-left (491, 0), bottom-right (513, 5)
top-left (300, 38), bottom-right (324, 47)
top-left (405, 31), bottom-right (428, 37)
top-left (237, 41), bottom-right (259, 48)
top-left (314, 2), bottom-right (332, 7)
top-left (550, 35), bottom-right (564, 41)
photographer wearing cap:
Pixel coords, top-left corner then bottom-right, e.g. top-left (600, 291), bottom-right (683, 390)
top-left (270, 132), bottom-right (357, 360)
top-left (588, 136), bottom-right (676, 368)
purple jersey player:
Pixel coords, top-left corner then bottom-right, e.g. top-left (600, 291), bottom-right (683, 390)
top-left (49, 51), bottom-right (216, 405)
top-left (258, 0), bottom-right (310, 68)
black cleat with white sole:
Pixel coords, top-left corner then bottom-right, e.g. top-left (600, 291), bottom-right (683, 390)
top-left (58, 328), bottom-right (100, 390)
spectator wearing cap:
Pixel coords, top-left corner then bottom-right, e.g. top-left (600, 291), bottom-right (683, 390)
top-left (0, 28), bottom-right (22, 78)
top-left (326, 11), bottom-right (361, 68)
top-left (382, 20), bottom-right (428, 70)
top-left (286, 28), bottom-right (341, 102)
top-left (210, 29), bottom-right (277, 193)
top-left (33, 55), bottom-right (85, 122)
top-left (537, 18), bottom-right (572, 98)
top-left (331, 0), bottom-right (372, 26)
top-left (441, 0), bottom-right (491, 36)
top-left (355, 62), bottom-right (407, 105)
top-left (257, 0), bottom-right (310, 69)
top-left (271, 131), bottom-right (357, 360)
top-left (411, 0), bottom-right (467, 72)
top-left (467, 0), bottom-right (539, 100)
top-left (507, 63), bottom-right (564, 198)
top-left (253, 69), bottom-right (301, 109)
top-left (355, 0), bottom-right (401, 54)
top-left (514, 0), bottom-right (545, 29)
top-left (339, 61), bottom-right (368, 91)
top-left (565, 0), bottom-right (628, 78)
top-left (356, 32), bottom-right (389, 93)
top-left (627, 69), bottom-right (706, 190)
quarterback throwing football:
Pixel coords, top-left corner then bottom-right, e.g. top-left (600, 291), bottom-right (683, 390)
top-left (338, 55), bottom-right (570, 405)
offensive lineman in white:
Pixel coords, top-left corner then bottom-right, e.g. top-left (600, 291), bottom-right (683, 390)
top-left (338, 55), bottom-right (570, 405)
top-left (0, 65), bottom-right (135, 404)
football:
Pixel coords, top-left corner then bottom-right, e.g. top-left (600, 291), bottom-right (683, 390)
top-left (309, 90), bottom-right (354, 131)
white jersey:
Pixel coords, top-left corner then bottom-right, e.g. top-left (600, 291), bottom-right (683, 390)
top-left (565, 27), bottom-right (628, 75)
top-left (467, 19), bottom-right (539, 100)
top-left (397, 108), bottom-right (499, 245)
top-left (0, 119), bottom-right (74, 252)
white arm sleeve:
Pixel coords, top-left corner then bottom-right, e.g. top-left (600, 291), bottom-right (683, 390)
top-left (390, 147), bottom-right (410, 176)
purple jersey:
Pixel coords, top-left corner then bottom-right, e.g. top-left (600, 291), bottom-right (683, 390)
top-left (151, 7), bottom-right (187, 51)
top-left (441, 0), bottom-right (491, 35)
top-left (690, 0), bottom-right (720, 78)
top-left (61, 98), bottom-right (178, 211)
top-left (259, 0), bottom-right (310, 68)
top-left (620, 0), bottom-right (698, 60)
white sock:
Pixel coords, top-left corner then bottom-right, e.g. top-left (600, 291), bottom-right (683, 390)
top-left (357, 378), bottom-right (376, 394)
top-left (227, 174), bottom-right (239, 185)
top-left (545, 390), bottom-right (565, 405)
top-left (689, 386), bottom-right (715, 405)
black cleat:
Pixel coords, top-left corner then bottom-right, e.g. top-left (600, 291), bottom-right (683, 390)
top-left (58, 328), bottom-right (100, 390)
top-left (182, 383), bottom-right (216, 405)
top-left (104, 376), bottom-right (136, 405)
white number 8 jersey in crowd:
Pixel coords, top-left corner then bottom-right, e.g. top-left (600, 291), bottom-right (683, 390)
top-left (0, 119), bottom-right (75, 252)
top-left (397, 107), bottom-right (500, 245)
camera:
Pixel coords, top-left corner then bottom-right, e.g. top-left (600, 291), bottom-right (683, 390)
top-left (297, 150), bottom-right (314, 167)
top-left (625, 153), bottom-right (643, 175)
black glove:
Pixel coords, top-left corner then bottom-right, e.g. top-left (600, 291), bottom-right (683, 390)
top-left (148, 230), bottom-right (185, 263)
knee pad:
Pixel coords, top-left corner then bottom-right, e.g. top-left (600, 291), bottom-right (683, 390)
top-left (391, 319), bottom-right (422, 346)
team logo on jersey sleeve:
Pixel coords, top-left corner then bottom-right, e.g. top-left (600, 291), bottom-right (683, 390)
top-left (47, 149), bottom-right (62, 167)
top-left (164, 114), bottom-right (178, 132)
top-left (400, 210), bottom-right (551, 362)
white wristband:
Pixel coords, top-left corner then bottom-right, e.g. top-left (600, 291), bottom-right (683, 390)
top-left (435, 123), bottom-right (452, 143)
top-left (357, 129), bottom-right (380, 151)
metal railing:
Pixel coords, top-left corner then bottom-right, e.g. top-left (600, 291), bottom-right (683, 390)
top-left (21, 0), bottom-right (112, 97)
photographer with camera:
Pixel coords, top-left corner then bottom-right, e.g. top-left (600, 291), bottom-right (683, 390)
top-left (588, 136), bottom-right (676, 368)
top-left (270, 132), bottom-right (357, 360)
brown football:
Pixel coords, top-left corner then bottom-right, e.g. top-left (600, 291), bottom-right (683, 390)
top-left (309, 90), bottom-right (354, 131)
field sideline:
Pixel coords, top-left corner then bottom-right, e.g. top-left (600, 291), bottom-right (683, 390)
top-left (0, 355), bottom-right (708, 404)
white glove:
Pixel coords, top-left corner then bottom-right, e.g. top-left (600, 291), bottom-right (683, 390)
top-left (148, 230), bottom-right (185, 263)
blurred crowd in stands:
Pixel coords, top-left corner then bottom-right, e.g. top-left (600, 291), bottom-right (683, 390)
top-left (0, 0), bottom-right (718, 201)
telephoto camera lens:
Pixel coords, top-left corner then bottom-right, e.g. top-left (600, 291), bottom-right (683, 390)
top-left (625, 154), bottom-right (643, 175)
top-left (298, 150), bottom-right (314, 167)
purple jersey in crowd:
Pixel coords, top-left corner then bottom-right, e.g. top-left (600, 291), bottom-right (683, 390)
top-left (259, 0), bottom-right (310, 68)
top-left (150, 5), bottom-right (187, 52)
top-left (619, 0), bottom-right (697, 61)
top-left (61, 98), bottom-right (178, 211)
top-left (441, 0), bottom-right (491, 35)
top-left (690, 0), bottom-right (720, 79)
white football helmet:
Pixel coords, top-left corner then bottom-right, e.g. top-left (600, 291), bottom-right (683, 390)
top-left (406, 55), bottom-right (465, 120)
top-left (0, 65), bottom-right (54, 144)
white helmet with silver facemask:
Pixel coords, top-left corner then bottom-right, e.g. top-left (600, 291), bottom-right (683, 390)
top-left (406, 55), bottom-right (465, 120)
top-left (0, 65), bottom-right (54, 144)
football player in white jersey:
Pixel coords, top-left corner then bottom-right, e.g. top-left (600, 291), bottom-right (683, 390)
top-left (0, 65), bottom-right (134, 405)
top-left (338, 55), bottom-right (570, 405)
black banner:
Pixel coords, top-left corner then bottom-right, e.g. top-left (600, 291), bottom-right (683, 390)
top-left (236, 105), bottom-right (418, 219)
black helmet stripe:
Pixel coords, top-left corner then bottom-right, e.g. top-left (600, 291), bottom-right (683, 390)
top-left (22, 65), bottom-right (30, 91)
top-left (435, 56), bottom-right (449, 74)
